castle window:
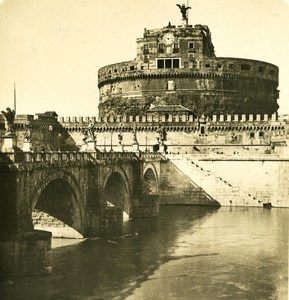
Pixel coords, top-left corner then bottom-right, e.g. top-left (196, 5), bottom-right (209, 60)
top-left (188, 42), bottom-right (194, 49)
top-left (241, 64), bottom-right (251, 71)
top-left (188, 53), bottom-right (195, 60)
top-left (192, 61), bottom-right (199, 68)
top-left (173, 59), bottom-right (180, 68)
top-left (158, 43), bottom-right (165, 53)
top-left (165, 59), bottom-right (172, 68)
top-left (228, 63), bottom-right (234, 69)
top-left (173, 43), bottom-right (179, 53)
top-left (205, 63), bottom-right (211, 68)
top-left (258, 66), bottom-right (265, 73)
top-left (143, 44), bottom-right (149, 54)
top-left (157, 60), bottom-right (164, 68)
top-left (157, 58), bottom-right (180, 69)
top-left (217, 64), bottom-right (222, 69)
top-left (270, 69), bottom-right (276, 76)
top-left (130, 66), bottom-right (135, 71)
top-left (114, 69), bottom-right (117, 73)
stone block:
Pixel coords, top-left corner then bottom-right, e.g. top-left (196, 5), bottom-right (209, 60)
top-left (212, 115), bottom-right (217, 122)
top-left (219, 115), bottom-right (224, 122)
top-left (249, 114), bottom-right (254, 121)
top-left (241, 114), bottom-right (246, 122)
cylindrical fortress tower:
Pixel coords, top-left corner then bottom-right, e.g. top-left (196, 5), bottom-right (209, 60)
top-left (98, 22), bottom-right (279, 118)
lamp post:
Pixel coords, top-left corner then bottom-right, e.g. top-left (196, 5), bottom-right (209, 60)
top-left (57, 132), bottom-right (61, 152)
top-left (48, 125), bottom-right (53, 151)
top-left (110, 132), bottom-right (113, 152)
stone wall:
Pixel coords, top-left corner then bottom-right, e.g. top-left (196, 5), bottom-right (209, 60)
top-left (158, 159), bottom-right (220, 206)
top-left (187, 158), bottom-right (289, 207)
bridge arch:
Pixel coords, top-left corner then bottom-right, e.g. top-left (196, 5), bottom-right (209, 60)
top-left (143, 164), bottom-right (159, 195)
top-left (103, 167), bottom-right (131, 215)
top-left (31, 169), bottom-right (85, 235)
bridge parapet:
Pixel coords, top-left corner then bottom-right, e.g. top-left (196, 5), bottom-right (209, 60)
top-left (0, 151), bottom-right (142, 164)
top-left (139, 153), bottom-right (166, 162)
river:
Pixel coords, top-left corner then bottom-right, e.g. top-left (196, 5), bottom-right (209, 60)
top-left (0, 206), bottom-right (288, 300)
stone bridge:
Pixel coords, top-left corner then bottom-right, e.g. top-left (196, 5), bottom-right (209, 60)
top-left (0, 151), bottom-right (164, 276)
top-left (0, 151), bottom-right (163, 238)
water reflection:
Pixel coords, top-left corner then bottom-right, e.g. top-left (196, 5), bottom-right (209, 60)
top-left (0, 206), bottom-right (288, 300)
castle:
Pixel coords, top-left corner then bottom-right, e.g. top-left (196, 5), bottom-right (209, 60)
top-left (98, 16), bottom-right (279, 117)
top-left (0, 6), bottom-right (288, 155)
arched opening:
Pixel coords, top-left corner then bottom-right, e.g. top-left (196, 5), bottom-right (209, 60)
top-left (104, 172), bottom-right (130, 214)
top-left (143, 168), bottom-right (158, 195)
top-left (33, 179), bottom-right (83, 238)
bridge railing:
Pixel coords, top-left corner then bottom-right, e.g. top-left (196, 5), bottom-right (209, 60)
top-left (139, 153), bottom-right (166, 161)
top-left (0, 151), bottom-right (142, 164)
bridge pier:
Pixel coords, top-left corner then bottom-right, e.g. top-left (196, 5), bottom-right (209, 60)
top-left (0, 230), bottom-right (52, 277)
top-left (131, 195), bottom-right (159, 218)
top-left (87, 205), bottom-right (123, 237)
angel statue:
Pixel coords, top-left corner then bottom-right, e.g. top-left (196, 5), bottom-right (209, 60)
top-left (1, 107), bottom-right (15, 135)
top-left (176, 3), bottom-right (191, 20)
top-left (118, 132), bottom-right (123, 145)
top-left (132, 126), bottom-right (138, 144)
top-left (24, 121), bottom-right (32, 142)
top-left (83, 121), bottom-right (96, 143)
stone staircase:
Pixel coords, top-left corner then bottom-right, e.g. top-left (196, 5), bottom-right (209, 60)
top-left (167, 155), bottom-right (263, 207)
top-left (159, 159), bottom-right (220, 206)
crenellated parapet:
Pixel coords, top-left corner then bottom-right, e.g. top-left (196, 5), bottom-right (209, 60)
top-left (59, 112), bottom-right (286, 133)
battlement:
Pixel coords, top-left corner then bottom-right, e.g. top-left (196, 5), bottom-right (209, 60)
top-left (59, 113), bottom-right (282, 126)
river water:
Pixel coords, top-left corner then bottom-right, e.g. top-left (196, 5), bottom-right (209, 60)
top-left (1, 206), bottom-right (288, 300)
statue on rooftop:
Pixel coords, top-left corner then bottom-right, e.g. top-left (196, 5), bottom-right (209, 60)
top-left (176, 3), bottom-right (191, 20)
top-left (1, 107), bottom-right (15, 135)
top-left (132, 126), bottom-right (138, 144)
top-left (156, 125), bottom-right (166, 145)
top-left (24, 121), bottom-right (32, 142)
top-left (118, 132), bottom-right (123, 145)
top-left (83, 120), bottom-right (96, 143)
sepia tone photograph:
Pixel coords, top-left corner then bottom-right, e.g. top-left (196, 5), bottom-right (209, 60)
top-left (0, 0), bottom-right (288, 299)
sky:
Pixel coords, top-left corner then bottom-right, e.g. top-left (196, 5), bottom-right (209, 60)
top-left (1, 0), bottom-right (289, 118)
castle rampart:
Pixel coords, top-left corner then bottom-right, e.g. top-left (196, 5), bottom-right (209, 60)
top-left (98, 58), bottom-right (278, 85)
